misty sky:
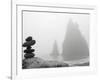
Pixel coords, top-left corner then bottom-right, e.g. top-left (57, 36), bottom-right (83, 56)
top-left (23, 11), bottom-right (90, 60)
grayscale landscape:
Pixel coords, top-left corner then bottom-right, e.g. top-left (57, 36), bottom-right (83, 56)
top-left (22, 11), bottom-right (89, 69)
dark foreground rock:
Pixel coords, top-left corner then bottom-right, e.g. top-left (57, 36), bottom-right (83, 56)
top-left (72, 62), bottom-right (89, 66)
top-left (22, 57), bottom-right (69, 69)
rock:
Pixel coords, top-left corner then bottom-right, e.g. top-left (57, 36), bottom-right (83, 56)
top-left (24, 53), bottom-right (35, 59)
top-left (22, 57), bottom-right (69, 69)
top-left (73, 62), bottom-right (89, 66)
top-left (23, 36), bottom-right (36, 59)
top-left (26, 36), bottom-right (32, 41)
top-left (23, 57), bottom-right (49, 69)
top-left (27, 46), bottom-right (32, 49)
top-left (24, 49), bottom-right (35, 53)
top-left (47, 60), bottom-right (69, 67)
top-left (62, 20), bottom-right (89, 61)
top-left (23, 40), bottom-right (36, 47)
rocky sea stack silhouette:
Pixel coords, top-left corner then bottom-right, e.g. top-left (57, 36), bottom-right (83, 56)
top-left (62, 19), bottom-right (89, 61)
top-left (50, 40), bottom-right (60, 60)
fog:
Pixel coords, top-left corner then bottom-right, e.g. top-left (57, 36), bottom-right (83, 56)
top-left (23, 11), bottom-right (89, 61)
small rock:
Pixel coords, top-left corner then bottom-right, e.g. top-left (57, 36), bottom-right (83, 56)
top-left (27, 46), bottom-right (32, 49)
top-left (24, 53), bottom-right (35, 59)
top-left (24, 49), bottom-right (35, 53)
top-left (23, 40), bottom-right (36, 47)
top-left (26, 36), bottom-right (32, 41)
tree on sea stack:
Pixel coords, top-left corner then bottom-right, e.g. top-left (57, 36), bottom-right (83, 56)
top-left (50, 41), bottom-right (60, 60)
top-left (22, 36), bottom-right (36, 59)
top-left (62, 19), bottom-right (89, 61)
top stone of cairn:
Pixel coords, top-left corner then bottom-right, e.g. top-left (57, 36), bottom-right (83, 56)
top-left (23, 36), bottom-right (36, 47)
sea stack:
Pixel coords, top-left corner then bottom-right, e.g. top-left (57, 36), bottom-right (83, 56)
top-left (62, 19), bottom-right (89, 61)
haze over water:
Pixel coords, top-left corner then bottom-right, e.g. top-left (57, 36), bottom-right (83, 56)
top-left (23, 11), bottom-right (89, 62)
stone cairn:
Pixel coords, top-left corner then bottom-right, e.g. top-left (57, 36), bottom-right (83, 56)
top-left (23, 36), bottom-right (36, 59)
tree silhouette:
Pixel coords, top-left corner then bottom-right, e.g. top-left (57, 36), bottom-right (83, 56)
top-left (62, 19), bottom-right (89, 61)
top-left (50, 41), bottom-right (60, 60)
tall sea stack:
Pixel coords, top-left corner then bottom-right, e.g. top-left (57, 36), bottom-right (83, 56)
top-left (62, 19), bottom-right (89, 61)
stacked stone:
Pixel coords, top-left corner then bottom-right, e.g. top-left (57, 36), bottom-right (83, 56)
top-left (23, 36), bottom-right (36, 59)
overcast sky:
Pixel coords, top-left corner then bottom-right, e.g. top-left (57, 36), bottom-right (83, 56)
top-left (23, 11), bottom-right (90, 60)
